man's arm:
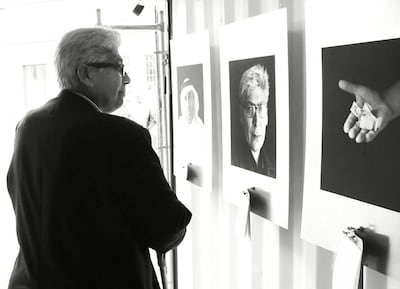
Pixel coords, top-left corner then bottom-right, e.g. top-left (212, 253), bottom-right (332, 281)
top-left (110, 124), bottom-right (192, 252)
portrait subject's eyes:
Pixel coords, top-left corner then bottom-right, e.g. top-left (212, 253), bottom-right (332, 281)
top-left (241, 103), bottom-right (267, 118)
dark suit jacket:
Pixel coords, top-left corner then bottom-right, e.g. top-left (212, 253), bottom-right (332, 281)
top-left (7, 89), bottom-right (192, 289)
top-left (231, 129), bottom-right (276, 178)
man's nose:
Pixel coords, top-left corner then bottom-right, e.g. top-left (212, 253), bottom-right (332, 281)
top-left (123, 72), bottom-right (131, 85)
top-left (252, 109), bottom-right (261, 125)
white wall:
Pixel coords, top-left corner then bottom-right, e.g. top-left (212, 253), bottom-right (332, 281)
top-left (171, 0), bottom-right (400, 289)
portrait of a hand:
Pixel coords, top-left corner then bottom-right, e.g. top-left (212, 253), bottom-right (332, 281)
top-left (338, 80), bottom-right (393, 143)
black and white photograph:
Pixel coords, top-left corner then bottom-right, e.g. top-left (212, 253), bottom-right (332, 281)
top-left (229, 56), bottom-right (276, 178)
top-left (220, 9), bottom-right (289, 228)
top-left (320, 38), bottom-right (400, 213)
top-left (171, 31), bottom-right (212, 190)
top-left (301, 0), bottom-right (400, 281)
top-left (175, 64), bottom-right (205, 172)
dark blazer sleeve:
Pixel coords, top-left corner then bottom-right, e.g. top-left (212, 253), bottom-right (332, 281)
top-left (98, 117), bottom-right (192, 253)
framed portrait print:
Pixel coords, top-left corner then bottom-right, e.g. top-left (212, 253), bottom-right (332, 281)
top-left (220, 9), bottom-right (289, 229)
top-left (302, 0), bottom-right (400, 280)
top-left (171, 31), bottom-right (212, 191)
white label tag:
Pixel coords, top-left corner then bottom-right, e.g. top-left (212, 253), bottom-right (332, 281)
top-left (332, 230), bottom-right (363, 289)
top-left (236, 190), bottom-right (251, 239)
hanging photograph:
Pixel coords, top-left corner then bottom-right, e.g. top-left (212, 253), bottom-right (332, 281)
top-left (220, 9), bottom-right (289, 229)
top-left (321, 38), bottom-right (400, 212)
top-left (302, 0), bottom-right (400, 280)
top-left (171, 31), bottom-right (212, 190)
top-left (175, 64), bottom-right (205, 168)
top-left (229, 56), bottom-right (276, 179)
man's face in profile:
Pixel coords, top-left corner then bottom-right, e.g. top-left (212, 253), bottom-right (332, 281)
top-left (240, 86), bottom-right (269, 153)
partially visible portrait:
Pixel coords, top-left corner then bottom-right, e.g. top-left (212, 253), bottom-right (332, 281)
top-left (301, 1), bottom-right (400, 281)
top-left (171, 31), bottom-right (213, 190)
top-left (321, 37), bottom-right (400, 212)
top-left (229, 56), bottom-right (276, 178)
top-left (175, 64), bottom-right (205, 169)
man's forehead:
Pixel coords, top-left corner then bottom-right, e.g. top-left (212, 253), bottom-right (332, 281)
top-left (181, 85), bottom-right (195, 95)
top-left (245, 88), bottom-right (268, 103)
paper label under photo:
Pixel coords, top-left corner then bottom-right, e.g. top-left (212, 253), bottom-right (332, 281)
top-left (332, 229), bottom-right (363, 289)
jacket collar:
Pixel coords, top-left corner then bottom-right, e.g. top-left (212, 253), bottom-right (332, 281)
top-left (68, 90), bottom-right (102, 112)
top-left (54, 89), bottom-right (102, 115)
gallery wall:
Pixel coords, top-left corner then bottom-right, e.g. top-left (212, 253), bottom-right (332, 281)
top-left (0, 0), bottom-right (399, 288)
top-left (170, 0), bottom-right (400, 288)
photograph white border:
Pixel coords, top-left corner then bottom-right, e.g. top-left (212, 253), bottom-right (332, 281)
top-left (170, 31), bottom-right (212, 192)
top-left (220, 9), bottom-right (289, 229)
top-left (301, 0), bottom-right (400, 280)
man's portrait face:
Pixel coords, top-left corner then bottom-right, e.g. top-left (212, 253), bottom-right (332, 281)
top-left (229, 57), bottom-right (276, 177)
top-left (240, 86), bottom-right (269, 153)
top-left (180, 84), bottom-right (197, 124)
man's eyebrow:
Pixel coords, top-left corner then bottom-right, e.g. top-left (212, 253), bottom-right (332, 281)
top-left (245, 101), bottom-right (266, 106)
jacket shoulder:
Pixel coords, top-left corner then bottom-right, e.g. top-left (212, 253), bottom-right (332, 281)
top-left (93, 114), bottom-right (152, 144)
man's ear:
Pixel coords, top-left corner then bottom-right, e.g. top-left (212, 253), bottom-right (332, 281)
top-left (77, 64), bottom-right (94, 87)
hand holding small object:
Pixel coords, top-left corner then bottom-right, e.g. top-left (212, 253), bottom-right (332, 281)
top-left (349, 101), bottom-right (376, 131)
top-left (339, 80), bottom-right (393, 143)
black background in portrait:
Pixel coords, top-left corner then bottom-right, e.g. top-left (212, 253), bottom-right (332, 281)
top-left (229, 55), bottom-right (276, 175)
top-left (321, 37), bottom-right (400, 212)
top-left (177, 64), bottom-right (204, 121)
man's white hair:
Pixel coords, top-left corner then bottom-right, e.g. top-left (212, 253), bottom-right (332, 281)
top-left (54, 27), bottom-right (121, 89)
top-left (239, 64), bottom-right (269, 104)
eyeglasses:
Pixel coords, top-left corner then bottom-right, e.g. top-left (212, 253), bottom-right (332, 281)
top-left (87, 62), bottom-right (124, 76)
top-left (240, 102), bottom-right (267, 118)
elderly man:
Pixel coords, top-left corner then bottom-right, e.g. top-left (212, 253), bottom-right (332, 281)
top-left (7, 27), bottom-right (191, 289)
top-left (231, 64), bottom-right (276, 178)
top-left (177, 78), bottom-right (204, 162)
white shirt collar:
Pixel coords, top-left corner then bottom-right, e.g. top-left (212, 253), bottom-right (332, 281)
top-left (71, 90), bottom-right (102, 112)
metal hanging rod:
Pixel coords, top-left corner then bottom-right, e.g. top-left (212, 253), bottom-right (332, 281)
top-left (109, 24), bottom-right (163, 31)
top-left (96, 9), bottom-right (164, 32)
